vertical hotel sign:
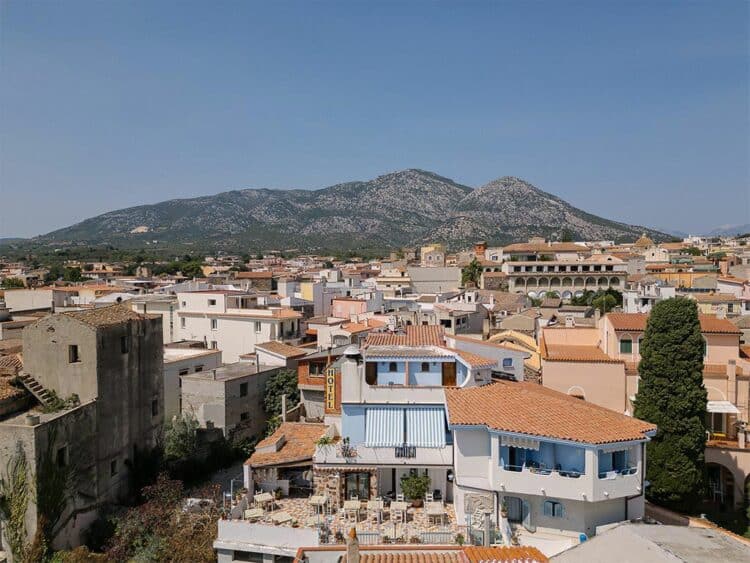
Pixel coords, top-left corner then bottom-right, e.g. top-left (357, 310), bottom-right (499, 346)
top-left (324, 367), bottom-right (339, 414)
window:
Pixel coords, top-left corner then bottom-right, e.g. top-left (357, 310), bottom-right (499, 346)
top-left (543, 500), bottom-right (564, 518)
top-left (120, 335), bottom-right (130, 354)
top-left (110, 459), bottom-right (118, 477)
top-left (178, 368), bottom-right (189, 376)
top-left (255, 321), bottom-right (262, 333)
top-left (502, 358), bottom-right (513, 368)
top-left (240, 382), bottom-right (248, 397)
top-left (388, 362), bottom-right (398, 372)
top-left (619, 338), bottom-right (632, 354)
top-left (68, 345), bottom-right (80, 363)
top-left (56, 446), bottom-right (68, 468)
top-left (181, 301), bottom-right (186, 307)
top-left (151, 399), bottom-right (159, 417)
top-left (421, 362), bottom-right (430, 372)
top-left (211, 319), bottom-right (218, 330)
top-left (365, 363), bottom-right (377, 385)
top-left (240, 412), bottom-right (249, 421)
top-left (195, 364), bottom-right (204, 372)
top-left (208, 299), bottom-right (217, 306)
top-left (180, 317), bottom-right (186, 328)
top-left (210, 340), bottom-right (218, 350)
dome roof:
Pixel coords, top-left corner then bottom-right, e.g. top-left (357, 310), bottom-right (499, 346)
top-left (634, 233), bottom-right (654, 248)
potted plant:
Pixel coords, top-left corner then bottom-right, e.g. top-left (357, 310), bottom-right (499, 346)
top-left (334, 530), bottom-right (345, 544)
top-left (274, 487), bottom-right (283, 500)
top-left (409, 535), bottom-right (421, 544)
top-left (455, 533), bottom-right (465, 546)
top-left (399, 473), bottom-right (431, 507)
top-left (382, 535), bottom-right (391, 544)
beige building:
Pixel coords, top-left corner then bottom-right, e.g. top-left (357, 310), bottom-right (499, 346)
top-left (541, 311), bottom-right (750, 510)
top-left (420, 243), bottom-right (446, 268)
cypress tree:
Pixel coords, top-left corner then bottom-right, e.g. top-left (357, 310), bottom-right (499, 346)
top-left (633, 298), bottom-right (707, 513)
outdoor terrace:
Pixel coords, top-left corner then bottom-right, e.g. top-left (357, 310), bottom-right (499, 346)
top-left (226, 494), bottom-right (463, 545)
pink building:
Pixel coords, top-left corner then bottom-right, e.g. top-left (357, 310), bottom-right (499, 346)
top-left (541, 312), bottom-right (750, 510)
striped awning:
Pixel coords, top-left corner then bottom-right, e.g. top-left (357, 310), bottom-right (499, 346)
top-left (405, 407), bottom-right (446, 448)
top-left (500, 435), bottom-right (540, 451)
top-left (707, 401), bottom-right (740, 414)
top-left (365, 407), bottom-right (404, 447)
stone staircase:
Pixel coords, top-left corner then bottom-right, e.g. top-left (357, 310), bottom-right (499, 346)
top-left (17, 372), bottom-right (57, 410)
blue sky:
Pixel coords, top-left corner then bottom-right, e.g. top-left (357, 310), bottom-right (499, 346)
top-left (1, 0), bottom-right (748, 238)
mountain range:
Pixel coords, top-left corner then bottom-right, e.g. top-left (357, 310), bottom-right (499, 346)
top-left (26, 170), bottom-right (667, 252)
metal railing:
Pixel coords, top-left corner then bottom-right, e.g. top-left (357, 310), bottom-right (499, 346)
top-left (502, 464), bottom-right (583, 478)
top-left (395, 444), bottom-right (417, 458)
top-left (598, 466), bottom-right (637, 479)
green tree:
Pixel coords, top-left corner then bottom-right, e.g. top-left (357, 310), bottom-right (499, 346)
top-left (461, 258), bottom-right (482, 287)
top-left (180, 261), bottom-right (204, 279)
top-left (633, 298), bottom-right (707, 513)
top-left (1, 277), bottom-right (25, 289)
top-left (263, 369), bottom-right (299, 420)
top-left (592, 293), bottom-right (617, 314)
top-left (164, 413), bottom-right (199, 461)
top-left (560, 229), bottom-right (573, 242)
top-left (63, 267), bottom-right (84, 282)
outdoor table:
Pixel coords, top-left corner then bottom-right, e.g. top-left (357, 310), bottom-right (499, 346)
top-left (309, 494), bottom-right (328, 514)
top-left (271, 511), bottom-right (293, 525)
top-left (254, 492), bottom-right (274, 509)
top-left (425, 501), bottom-right (445, 525)
top-left (306, 515), bottom-right (324, 527)
top-left (244, 508), bottom-right (264, 521)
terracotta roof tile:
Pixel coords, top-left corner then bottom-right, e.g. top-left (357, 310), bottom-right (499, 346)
top-left (254, 341), bottom-right (308, 358)
top-left (234, 271), bottom-right (273, 279)
top-left (365, 326), bottom-right (445, 347)
top-left (462, 546), bottom-right (548, 563)
top-left (342, 319), bottom-right (387, 334)
top-left (446, 381), bottom-right (655, 445)
top-left (446, 348), bottom-right (497, 368)
top-left (247, 422), bottom-right (327, 467)
top-left (606, 312), bottom-right (741, 335)
top-left (354, 554), bottom-right (461, 563)
top-left (542, 343), bottom-right (621, 364)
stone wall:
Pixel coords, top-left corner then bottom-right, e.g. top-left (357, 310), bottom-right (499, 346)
top-left (313, 466), bottom-right (378, 507)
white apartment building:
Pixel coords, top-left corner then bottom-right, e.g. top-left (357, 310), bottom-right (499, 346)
top-left (622, 279), bottom-right (676, 313)
top-left (176, 290), bottom-right (302, 363)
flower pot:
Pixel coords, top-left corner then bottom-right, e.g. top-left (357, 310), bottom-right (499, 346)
top-left (411, 499), bottom-right (423, 508)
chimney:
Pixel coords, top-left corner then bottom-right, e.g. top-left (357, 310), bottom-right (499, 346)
top-left (346, 527), bottom-right (360, 563)
top-left (716, 307), bottom-right (726, 320)
top-left (565, 316), bottom-right (575, 328)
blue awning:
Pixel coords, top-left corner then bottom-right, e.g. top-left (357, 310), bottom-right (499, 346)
top-left (406, 407), bottom-right (446, 448)
top-left (365, 407), bottom-right (404, 447)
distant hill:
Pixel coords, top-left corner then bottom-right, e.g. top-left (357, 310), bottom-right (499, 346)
top-left (707, 224), bottom-right (750, 237)
top-left (32, 169), bottom-right (667, 252)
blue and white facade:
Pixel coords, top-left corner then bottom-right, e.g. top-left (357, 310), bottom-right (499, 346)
top-left (314, 343), bottom-right (493, 504)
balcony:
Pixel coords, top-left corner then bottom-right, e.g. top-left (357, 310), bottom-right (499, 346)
top-left (314, 443), bottom-right (453, 466)
top-left (394, 445), bottom-right (417, 459)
